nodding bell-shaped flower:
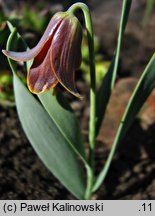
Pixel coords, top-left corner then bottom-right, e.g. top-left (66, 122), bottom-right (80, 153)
top-left (2, 12), bottom-right (82, 98)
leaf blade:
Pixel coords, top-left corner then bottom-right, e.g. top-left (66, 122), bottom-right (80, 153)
top-left (14, 73), bottom-right (85, 198)
top-left (38, 90), bottom-right (86, 161)
top-left (96, 0), bottom-right (132, 134)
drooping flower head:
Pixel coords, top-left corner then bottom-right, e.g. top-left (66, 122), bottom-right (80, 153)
top-left (2, 12), bottom-right (82, 98)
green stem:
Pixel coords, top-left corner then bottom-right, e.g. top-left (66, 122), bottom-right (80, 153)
top-left (84, 165), bottom-right (94, 199)
top-left (68, 3), bottom-right (96, 199)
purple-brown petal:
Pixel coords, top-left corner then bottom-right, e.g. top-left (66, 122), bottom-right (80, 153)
top-left (27, 40), bottom-right (57, 94)
top-left (50, 14), bottom-right (82, 98)
top-left (2, 12), bottom-right (65, 62)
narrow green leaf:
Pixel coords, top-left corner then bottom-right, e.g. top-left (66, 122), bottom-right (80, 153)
top-left (6, 23), bottom-right (86, 199)
top-left (96, 0), bottom-right (132, 134)
top-left (93, 53), bottom-right (155, 192)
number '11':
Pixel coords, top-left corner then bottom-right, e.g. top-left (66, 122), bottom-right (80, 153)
top-left (142, 203), bottom-right (152, 211)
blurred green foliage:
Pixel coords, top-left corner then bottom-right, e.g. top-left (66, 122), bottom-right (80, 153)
top-left (0, 10), bottom-right (8, 46)
top-left (143, 0), bottom-right (155, 27)
top-left (21, 6), bottom-right (47, 33)
top-left (0, 72), bottom-right (14, 106)
top-left (81, 33), bottom-right (110, 87)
